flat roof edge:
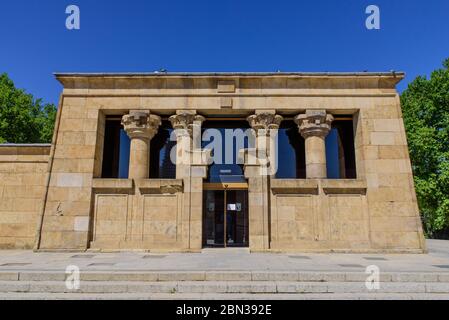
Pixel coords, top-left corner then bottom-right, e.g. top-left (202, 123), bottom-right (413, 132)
top-left (54, 71), bottom-right (405, 78)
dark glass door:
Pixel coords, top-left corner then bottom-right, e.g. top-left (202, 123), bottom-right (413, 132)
top-left (225, 190), bottom-right (248, 247)
top-left (203, 190), bottom-right (225, 247)
top-left (203, 189), bottom-right (248, 248)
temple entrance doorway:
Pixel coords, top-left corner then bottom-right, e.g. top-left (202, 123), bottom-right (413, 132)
top-left (203, 183), bottom-right (249, 248)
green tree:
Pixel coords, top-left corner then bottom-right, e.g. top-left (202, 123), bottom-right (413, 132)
top-left (401, 58), bottom-right (449, 238)
top-left (0, 73), bottom-right (56, 143)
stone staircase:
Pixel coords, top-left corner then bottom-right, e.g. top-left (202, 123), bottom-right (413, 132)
top-left (1, 271), bottom-right (449, 300)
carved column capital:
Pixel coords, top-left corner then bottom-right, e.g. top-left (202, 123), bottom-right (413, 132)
top-left (247, 111), bottom-right (283, 135)
top-left (169, 111), bottom-right (205, 137)
top-left (122, 111), bottom-right (162, 140)
top-left (294, 110), bottom-right (334, 139)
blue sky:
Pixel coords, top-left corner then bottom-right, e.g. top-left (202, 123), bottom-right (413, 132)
top-left (0, 0), bottom-right (448, 104)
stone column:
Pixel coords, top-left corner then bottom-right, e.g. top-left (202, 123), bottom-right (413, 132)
top-left (169, 111), bottom-right (206, 179)
top-left (245, 110), bottom-right (283, 251)
top-left (122, 110), bottom-right (161, 180)
top-left (169, 111), bottom-right (206, 251)
top-left (294, 110), bottom-right (334, 179)
top-left (247, 110), bottom-right (283, 173)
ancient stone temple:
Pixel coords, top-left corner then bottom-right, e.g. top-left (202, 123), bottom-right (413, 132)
top-left (0, 72), bottom-right (426, 253)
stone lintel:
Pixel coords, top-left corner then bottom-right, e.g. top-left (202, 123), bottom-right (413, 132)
top-left (270, 179), bottom-right (319, 195)
top-left (135, 179), bottom-right (184, 194)
top-left (217, 80), bottom-right (236, 93)
top-left (92, 179), bottom-right (134, 194)
top-left (321, 179), bottom-right (367, 195)
top-left (270, 179), bottom-right (366, 195)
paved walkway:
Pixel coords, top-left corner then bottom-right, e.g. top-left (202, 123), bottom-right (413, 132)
top-left (0, 240), bottom-right (448, 273)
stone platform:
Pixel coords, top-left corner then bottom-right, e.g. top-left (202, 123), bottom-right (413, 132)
top-left (0, 240), bottom-right (448, 300)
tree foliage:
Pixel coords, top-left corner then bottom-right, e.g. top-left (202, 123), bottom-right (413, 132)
top-left (0, 73), bottom-right (56, 144)
top-left (401, 58), bottom-right (449, 238)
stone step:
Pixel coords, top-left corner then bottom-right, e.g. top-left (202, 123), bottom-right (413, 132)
top-left (1, 271), bottom-right (449, 283)
top-left (1, 281), bottom-right (449, 294)
top-left (2, 292), bottom-right (449, 300)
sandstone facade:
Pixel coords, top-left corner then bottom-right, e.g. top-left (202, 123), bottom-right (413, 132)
top-left (0, 72), bottom-right (426, 253)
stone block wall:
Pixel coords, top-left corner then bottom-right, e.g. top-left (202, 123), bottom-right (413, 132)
top-left (38, 96), bottom-right (98, 250)
top-left (0, 145), bottom-right (49, 249)
top-left (360, 96), bottom-right (425, 250)
top-left (90, 179), bottom-right (185, 250)
top-left (93, 194), bottom-right (129, 243)
top-left (270, 180), bottom-right (370, 252)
